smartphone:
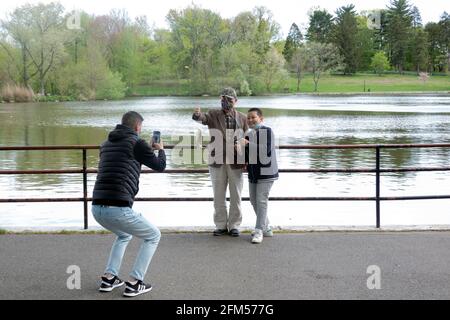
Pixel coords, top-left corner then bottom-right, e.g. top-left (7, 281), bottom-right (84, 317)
top-left (152, 131), bottom-right (161, 144)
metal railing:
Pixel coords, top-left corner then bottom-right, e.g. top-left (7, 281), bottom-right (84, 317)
top-left (1, 143), bottom-right (450, 229)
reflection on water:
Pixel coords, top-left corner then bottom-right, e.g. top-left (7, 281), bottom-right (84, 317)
top-left (1, 95), bottom-right (450, 228)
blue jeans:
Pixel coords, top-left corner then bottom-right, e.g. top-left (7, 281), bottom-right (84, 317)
top-left (92, 205), bottom-right (161, 281)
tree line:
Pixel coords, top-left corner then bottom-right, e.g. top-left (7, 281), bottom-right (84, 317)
top-left (0, 0), bottom-right (448, 101)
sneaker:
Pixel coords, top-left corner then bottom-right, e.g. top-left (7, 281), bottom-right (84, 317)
top-left (252, 229), bottom-right (263, 244)
top-left (123, 280), bottom-right (152, 297)
top-left (263, 229), bottom-right (273, 237)
top-left (213, 228), bottom-right (228, 236)
top-left (99, 275), bottom-right (124, 292)
top-left (229, 228), bottom-right (240, 237)
top-left (252, 229), bottom-right (273, 237)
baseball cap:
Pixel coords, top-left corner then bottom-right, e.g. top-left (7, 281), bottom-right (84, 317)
top-left (220, 87), bottom-right (237, 99)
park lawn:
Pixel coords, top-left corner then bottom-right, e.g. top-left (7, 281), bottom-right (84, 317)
top-left (285, 73), bottom-right (450, 93)
top-left (130, 73), bottom-right (449, 96)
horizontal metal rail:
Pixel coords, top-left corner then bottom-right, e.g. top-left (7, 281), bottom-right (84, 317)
top-left (1, 143), bottom-right (450, 229)
top-left (2, 143), bottom-right (450, 150)
top-left (2, 167), bottom-right (450, 175)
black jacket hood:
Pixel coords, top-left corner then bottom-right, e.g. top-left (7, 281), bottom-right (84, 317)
top-left (108, 124), bottom-right (138, 142)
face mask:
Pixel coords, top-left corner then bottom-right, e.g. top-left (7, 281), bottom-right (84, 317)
top-left (221, 97), bottom-right (233, 111)
top-left (253, 123), bottom-right (262, 130)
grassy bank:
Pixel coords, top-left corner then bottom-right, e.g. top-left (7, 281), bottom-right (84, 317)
top-left (130, 73), bottom-right (450, 97)
top-left (1, 73), bottom-right (448, 103)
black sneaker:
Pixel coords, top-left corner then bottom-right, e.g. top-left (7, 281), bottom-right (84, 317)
top-left (123, 280), bottom-right (152, 297)
top-left (99, 275), bottom-right (124, 292)
top-left (229, 229), bottom-right (240, 237)
top-left (213, 229), bottom-right (228, 236)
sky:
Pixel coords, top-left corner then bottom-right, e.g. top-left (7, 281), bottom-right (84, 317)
top-left (1, 0), bottom-right (449, 37)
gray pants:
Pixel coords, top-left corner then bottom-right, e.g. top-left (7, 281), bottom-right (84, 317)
top-left (249, 181), bottom-right (274, 231)
top-left (209, 165), bottom-right (243, 230)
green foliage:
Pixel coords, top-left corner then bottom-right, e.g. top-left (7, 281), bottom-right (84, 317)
top-left (371, 51), bottom-right (391, 75)
top-left (306, 9), bottom-right (334, 43)
top-left (306, 42), bottom-right (344, 91)
top-left (282, 23), bottom-right (302, 62)
top-left (332, 5), bottom-right (359, 74)
top-left (385, 0), bottom-right (414, 72)
top-left (0, 2), bottom-right (448, 100)
top-left (96, 71), bottom-right (127, 100)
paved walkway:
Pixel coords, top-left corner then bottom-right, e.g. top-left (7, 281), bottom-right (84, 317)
top-left (1, 231), bottom-right (449, 299)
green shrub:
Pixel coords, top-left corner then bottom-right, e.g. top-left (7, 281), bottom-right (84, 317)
top-left (96, 71), bottom-right (127, 100)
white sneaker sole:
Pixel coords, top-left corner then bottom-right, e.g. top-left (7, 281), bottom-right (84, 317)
top-left (123, 286), bottom-right (152, 297)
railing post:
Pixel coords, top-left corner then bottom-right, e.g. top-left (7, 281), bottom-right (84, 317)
top-left (375, 146), bottom-right (381, 228)
top-left (82, 149), bottom-right (88, 229)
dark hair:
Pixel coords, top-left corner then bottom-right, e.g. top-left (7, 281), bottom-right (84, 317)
top-left (121, 111), bottom-right (144, 129)
top-left (248, 108), bottom-right (263, 117)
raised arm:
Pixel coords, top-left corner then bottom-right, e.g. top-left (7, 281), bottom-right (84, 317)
top-left (192, 107), bottom-right (210, 125)
top-left (134, 139), bottom-right (166, 172)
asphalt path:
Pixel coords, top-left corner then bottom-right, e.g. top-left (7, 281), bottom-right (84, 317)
top-left (1, 232), bottom-right (449, 300)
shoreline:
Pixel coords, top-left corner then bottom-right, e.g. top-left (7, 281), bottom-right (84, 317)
top-left (1, 91), bottom-right (449, 104)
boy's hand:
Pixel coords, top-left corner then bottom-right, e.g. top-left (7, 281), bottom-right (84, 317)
top-left (238, 138), bottom-right (249, 146)
top-left (152, 139), bottom-right (164, 150)
top-left (193, 107), bottom-right (201, 116)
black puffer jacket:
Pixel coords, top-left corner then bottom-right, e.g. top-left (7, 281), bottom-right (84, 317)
top-left (92, 124), bottom-right (166, 207)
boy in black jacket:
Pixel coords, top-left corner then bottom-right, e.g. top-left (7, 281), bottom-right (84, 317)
top-left (239, 108), bottom-right (279, 244)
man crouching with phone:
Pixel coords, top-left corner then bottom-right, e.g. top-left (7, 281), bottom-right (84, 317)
top-left (92, 111), bottom-right (166, 297)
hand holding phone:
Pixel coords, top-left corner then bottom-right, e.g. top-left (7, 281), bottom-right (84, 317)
top-left (152, 131), bottom-right (161, 144)
top-left (152, 131), bottom-right (163, 150)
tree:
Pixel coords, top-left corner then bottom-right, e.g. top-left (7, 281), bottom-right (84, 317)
top-left (1, 6), bottom-right (34, 88)
top-left (425, 15), bottom-right (449, 73)
top-left (261, 47), bottom-right (285, 92)
top-left (439, 12), bottom-right (450, 72)
top-left (306, 9), bottom-right (334, 43)
top-left (2, 3), bottom-right (71, 95)
top-left (355, 15), bottom-right (377, 71)
top-left (289, 46), bottom-right (309, 92)
top-left (167, 5), bottom-right (225, 92)
top-left (229, 11), bottom-right (257, 44)
top-left (55, 39), bottom-right (126, 100)
top-left (0, 37), bottom-right (21, 86)
top-left (410, 28), bottom-right (429, 73)
top-left (306, 42), bottom-right (343, 92)
top-left (139, 29), bottom-right (174, 82)
top-left (411, 6), bottom-right (422, 28)
top-left (332, 5), bottom-right (359, 74)
top-left (385, 0), bottom-right (413, 73)
top-left (282, 23), bottom-right (302, 62)
top-left (371, 51), bottom-right (390, 75)
top-left (252, 6), bottom-right (281, 59)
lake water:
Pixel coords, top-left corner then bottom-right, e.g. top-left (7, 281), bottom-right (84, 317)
top-left (1, 95), bottom-right (450, 230)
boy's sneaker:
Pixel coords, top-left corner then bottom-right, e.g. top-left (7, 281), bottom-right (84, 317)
top-left (252, 229), bottom-right (273, 237)
top-left (123, 280), bottom-right (152, 297)
top-left (263, 229), bottom-right (273, 237)
top-left (252, 229), bottom-right (263, 244)
top-left (99, 275), bottom-right (124, 292)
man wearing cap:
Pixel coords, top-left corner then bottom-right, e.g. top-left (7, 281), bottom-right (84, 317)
top-left (192, 87), bottom-right (248, 237)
